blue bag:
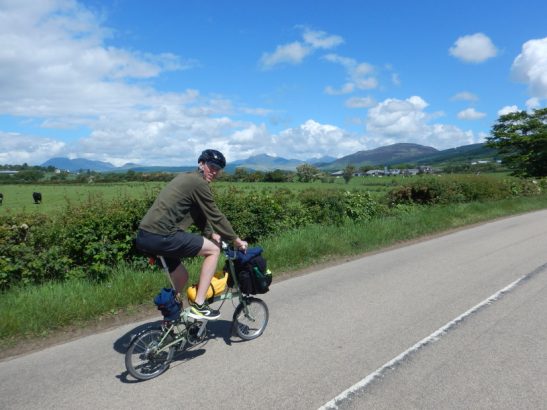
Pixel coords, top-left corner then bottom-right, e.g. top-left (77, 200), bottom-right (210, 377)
top-left (153, 288), bottom-right (181, 321)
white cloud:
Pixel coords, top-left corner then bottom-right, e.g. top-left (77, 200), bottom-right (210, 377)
top-left (230, 123), bottom-right (269, 144)
top-left (451, 91), bottom-right (479, 102)
top-left (323, 53), bottom-right (378, 93)
top-left (0, 0), bottom-right (269, 166)
top-left (325, 83), bottom-right (355, 95)
top-left (302, 28), bottom-right (344, 49)
top-left (0, 0), bottom-right (192, 120)
top-left (511, 37), bottom-right (547, 99)
top-left (497, 105), bottom-right (519, 116)
top-left (457, 108), bottom-right (487, 120)
top-left (345, 97), bottom-right (376, 108)
top-left (366, 96), bottom-right (479, 149)
top-left (449, 33), bottom-right (498, 63)
top-left (0, 132), bottom-right (66, 164)
top-left (526, 98), bottom-right (540, 109)
top-left (273, 120), bottom-right (365, 158)
top-left (259, 27), bottom-right (343, 69)
top-left (259, 42), bottom-right (311, 69)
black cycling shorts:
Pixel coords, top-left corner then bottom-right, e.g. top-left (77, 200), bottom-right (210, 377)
top-left (136, 229), bottom-right (204, 272)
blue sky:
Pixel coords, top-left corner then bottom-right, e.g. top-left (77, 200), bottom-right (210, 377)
top-left (1, 0), bottom-right (546, 166)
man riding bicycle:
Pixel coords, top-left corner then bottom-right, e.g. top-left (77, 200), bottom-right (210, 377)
top-left (136, 149), bottom-right (248, 320)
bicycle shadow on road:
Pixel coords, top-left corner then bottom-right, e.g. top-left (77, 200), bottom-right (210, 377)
top-left (113, 318), bottom-right (248, 356)
top-left (112, 320), bottom-right (164, 354)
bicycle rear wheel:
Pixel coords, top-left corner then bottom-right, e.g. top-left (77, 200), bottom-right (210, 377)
top-left (233, 297), bottom-right (269, 340)
top-left (125, 327), bottom-right (175, 380)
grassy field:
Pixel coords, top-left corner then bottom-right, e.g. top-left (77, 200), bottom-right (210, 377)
top-left (0, 176), bottom-right (413, 215)
top-left (0, 182), bottom-right (164, 216)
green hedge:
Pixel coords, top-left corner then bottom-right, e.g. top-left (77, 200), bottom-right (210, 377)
top-left (0, 187), bottom-right (385, 290)
top-left (2, 175), bottom-right (541, 290)
top-left (386, 175), bottom-right (542, 205)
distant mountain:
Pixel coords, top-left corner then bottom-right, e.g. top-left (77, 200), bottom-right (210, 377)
top-left (42, 157), bottom-right (116, 172)
top-left (308, 155), bottom-right (337, 166)
top-left (123, 165), bottom-right (195, 173)
top-left (117, 162), bottom-right (141, 170)
top-left (324, 143), bottom-right (439, 169)
top-left (229, 154), bottom-right (306, 171)
top-left (41, 143), bottom-right (499, 174)
top-left (414, 143), bottom-right (498, 165)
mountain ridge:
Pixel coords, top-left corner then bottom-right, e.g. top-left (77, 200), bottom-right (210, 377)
top-left (41, 142), bottom-right (497, 172)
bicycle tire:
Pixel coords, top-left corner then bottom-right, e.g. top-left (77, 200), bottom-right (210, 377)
top-left (232, 297), bottom-right (269, 340)
top-left (125, 327), bottom-right (175, 380)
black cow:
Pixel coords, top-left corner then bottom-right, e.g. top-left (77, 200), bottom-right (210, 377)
top-left (33, 192), bottom-right (42, 204)
top-left (0, 192), bottom-right (3, 205)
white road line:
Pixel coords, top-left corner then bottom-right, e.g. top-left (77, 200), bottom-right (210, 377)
top-left (318, 263), bottom-right (547, 410)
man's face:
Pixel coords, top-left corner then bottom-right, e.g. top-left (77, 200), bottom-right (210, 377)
top-left (201, 161), bottom-right (222, 182)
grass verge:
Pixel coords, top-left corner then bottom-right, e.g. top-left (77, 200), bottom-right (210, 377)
top-left (1, 194), bottom-right (546, 352)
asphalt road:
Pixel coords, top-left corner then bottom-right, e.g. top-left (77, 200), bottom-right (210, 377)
top-left (1, 210), bottom-right (546, 410)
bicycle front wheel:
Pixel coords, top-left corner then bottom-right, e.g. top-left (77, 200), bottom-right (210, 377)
top-left (125, 327), bottom-right (175, 381)
top-left (233, 297), bottom-right (269, 340)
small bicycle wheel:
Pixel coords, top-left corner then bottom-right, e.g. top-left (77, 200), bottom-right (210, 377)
top-left (125, 327), bottom-right (176, 380)
top-left (233, 297), bottom-right (269, 340)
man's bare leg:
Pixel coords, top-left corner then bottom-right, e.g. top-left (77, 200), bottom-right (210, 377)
top-left (169, 264), bottom-right (189, 294)
top-left (193, 238), bottom-right (221, 305)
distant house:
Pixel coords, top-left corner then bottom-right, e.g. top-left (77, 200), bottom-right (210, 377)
top-left (0, 170), bottom-right (18, 175)
top-left (402, 169), bottom-right (420, 176)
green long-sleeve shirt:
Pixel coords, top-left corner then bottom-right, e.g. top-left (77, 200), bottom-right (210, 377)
top-left (139, 171), bottom-right (237, 241)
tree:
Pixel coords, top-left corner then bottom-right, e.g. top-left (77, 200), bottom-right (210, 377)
top-left (342, 164), bottom-right (356, 184)
top-left (233, 167), bottom-right (249, 182)
top-left (486, 108), bottom-right (547, 177)
top-left (296, 163), bottom-right (319, 182)
top-left (264, 169), bottom-right (290, 182)
top-left (359, 165), bottom-right (374, 174)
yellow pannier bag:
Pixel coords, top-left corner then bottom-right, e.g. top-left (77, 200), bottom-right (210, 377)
top-left (186, 270), bottom-right (228, 303)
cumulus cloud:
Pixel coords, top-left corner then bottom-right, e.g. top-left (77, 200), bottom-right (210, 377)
top-left (457, 108), bottom-right (487, 120)
top-left (302, 28), bottom-right (344, 49)
top-left (0, 0), bottom-right (268, 166)
top-left (526, 98), bottom-right (541, 109)
top-left (511, 37), bottom-right (547, 99)
top-left (272, 120), bottom-right (365, 158)
top-left (259, 27), bottom-right (343, 69)
top-left (497, 105), bottom-right (519, 116)
top-left (325, 83), bottom-right (355, 95)
top-left (449, 33), bottom-right (498, 63)
top-left (365, 96), bottom-right (479, 149)
top-left (0, 132), bottom-right (66, 164)
top-left (345, 97), bottom-right (376, 108)
top-left (323, 53), bottom-right (378, 93)
top-left (0, 1), bottom-right (192, 119)
top-left (451, 91), bottom-right (479, 102)
top-left (259, 42), bottom-right (312, 68)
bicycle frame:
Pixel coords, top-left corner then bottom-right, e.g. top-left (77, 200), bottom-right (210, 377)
top-left (154, 244), bottom-right (246, 304)
top-left (146, 245), bottom-right (252, 353)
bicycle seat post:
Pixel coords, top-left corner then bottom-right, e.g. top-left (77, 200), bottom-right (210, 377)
top-left (157, 255), bottom-right (177, 291)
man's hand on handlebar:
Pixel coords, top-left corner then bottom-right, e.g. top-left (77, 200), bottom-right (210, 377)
top-left (234, 237), bottom-right (248, 252)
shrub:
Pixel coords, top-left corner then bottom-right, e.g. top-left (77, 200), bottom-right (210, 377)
top-left (385, 175), bottom-right (529, 206)
top-left (0, 192), bottom-right (156, 290)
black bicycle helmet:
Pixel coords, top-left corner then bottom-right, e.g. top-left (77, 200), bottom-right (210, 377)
top-left (198, 149), bottom-right (226, 169)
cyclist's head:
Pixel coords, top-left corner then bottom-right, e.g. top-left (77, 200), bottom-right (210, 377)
top-left (198, 149), bottom-right (226, 171)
